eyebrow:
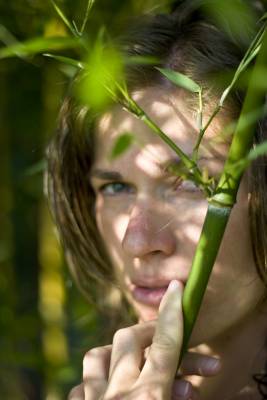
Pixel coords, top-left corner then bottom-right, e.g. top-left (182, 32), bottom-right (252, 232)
top-left (90, 155), bottom-right (219, 181)
top-left (90, 169), bottom-right (123, 180)
top-left (90, 157), bottom-right (182, 181)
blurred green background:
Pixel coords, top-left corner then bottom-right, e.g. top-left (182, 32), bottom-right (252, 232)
top-left (2, 0), bottom-right (261, 398)
top-left (0, 1), bottom-right (169, 398)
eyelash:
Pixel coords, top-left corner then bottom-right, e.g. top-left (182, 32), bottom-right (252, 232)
top-left (171, 176), bottom-right (200, 193)
top-left (98, 178), bottom-right (200, 196)
top-left (98, 182), bottom-right (136, 196)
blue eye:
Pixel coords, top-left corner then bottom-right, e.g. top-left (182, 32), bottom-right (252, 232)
top-left (170, 177), bottom-right (201, 194)
top-left (178, 180), bottom-right (200, 192)
top-left (99, 182), bottom-right (136, 196)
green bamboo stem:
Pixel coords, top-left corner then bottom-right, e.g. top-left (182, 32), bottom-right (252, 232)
top-left (178, 26), bottom-right (267, 366)
top-left (179, 204), bottom-right (231, 364)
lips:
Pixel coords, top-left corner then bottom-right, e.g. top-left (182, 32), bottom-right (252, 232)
top-left (130, 279), bottom-right (184, 307)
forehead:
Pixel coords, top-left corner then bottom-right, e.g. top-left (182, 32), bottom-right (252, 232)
top-left (94, 87), bottom-right (231, 171)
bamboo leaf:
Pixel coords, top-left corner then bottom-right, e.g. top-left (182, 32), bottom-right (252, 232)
top-left (23, 159), bottom-right (47, 176)
top-left (248, 140), bottom-right (267, 161)
top-left (219, 24), bottom-right (266, 106)
top-left (126, 55), bottom-right (160, 66)
top-left (50, 0), bottom-right (78, 37)
top-left (58, 64), bottom-right (78, 78)
top-left (72, 20), bottom-right (81, 36)
top-left (110, 133), bottom-right (135, 159)
top-left (0, 24), bottom-right (18, 47)
top-left (156, 67), bottom-right (201, 93)
top-left (0, 36), bottom-right (79, 59)
top-left (77, 38), bottom-right (124, 110)
top-left (260, 12), bottom-right (267, 22)
top-left (80, 0), bottom-right (95, 35)
top-left (43, 53), bottom-right (85, 69)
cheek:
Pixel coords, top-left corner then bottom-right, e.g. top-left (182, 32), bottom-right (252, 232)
top-left (96, 197), bottom-right (129, 240)
top-left (95, 197), bottom-right (131, 277)
top-left (172, 199), bottom-right (208, 245)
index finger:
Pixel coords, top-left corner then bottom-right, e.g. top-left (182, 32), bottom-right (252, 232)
top-left (137, 280), bottom-right (184, 386)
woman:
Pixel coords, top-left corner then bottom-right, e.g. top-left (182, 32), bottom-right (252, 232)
top-left (45, 1), bottom-right (267, 398)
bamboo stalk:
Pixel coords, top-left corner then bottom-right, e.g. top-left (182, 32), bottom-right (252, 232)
top-left (179, 26), bottom-right (267, 365)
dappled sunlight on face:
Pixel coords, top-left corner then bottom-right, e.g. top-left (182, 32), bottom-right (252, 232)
top-left (91, 87), bottom-right (266, 346)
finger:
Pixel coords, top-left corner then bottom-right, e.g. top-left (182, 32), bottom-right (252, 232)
top-left (83, 345), bottom-right (111, 400)
top-left (68, 384), bottom-right (84, 400)
top-left (138, 280), bottom-right (183, 390)
top-left (172, 379), bottom-right (201, 400)
top-left (105, 321), bottom-right (155, 396)
top-left (172, 379), bottom-right (193, 400)
top-left (178, 352), bottom-right (222, 377)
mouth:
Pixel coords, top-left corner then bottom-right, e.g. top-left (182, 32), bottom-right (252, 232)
top-left (132, 286), bottom-right (168, 306)
top-left (130, 279), bottom-right (185, 307)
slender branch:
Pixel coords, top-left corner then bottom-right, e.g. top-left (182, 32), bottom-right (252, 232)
top-left (50, 0), bottom-right (79, 38)
top-left (123, 96), bottom-right (207, 189)
top-left (193, 99), bottom-right (221, 160)
top-left (213, 26), bottom-right (267, 207)
top-left (80, 0), bottom-right (95, 35)
top-left (192, 23), bottom-right (266, 166)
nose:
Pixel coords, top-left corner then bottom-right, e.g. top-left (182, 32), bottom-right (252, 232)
top-left (121, 202), bottom-right (176, 258)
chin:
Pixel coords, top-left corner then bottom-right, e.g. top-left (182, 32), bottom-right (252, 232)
top-left (135, 304), bottom-right (159, 322)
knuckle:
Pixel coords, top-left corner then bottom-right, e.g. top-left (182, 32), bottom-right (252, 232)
top-left (68, 384), bottom-right (84, 399)
top-left (83, 346), bottom-right (106, 368)
top-left (113, 327), bottom-right (135, 344)
top-left (152, 333), bottom-right (178, 350)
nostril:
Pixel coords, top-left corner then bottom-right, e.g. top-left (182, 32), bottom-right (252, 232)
top-left (151, 250), bottom-right (162, 256)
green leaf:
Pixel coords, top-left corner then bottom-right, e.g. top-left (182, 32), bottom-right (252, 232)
top-left (248, 140), bottom-right (267, 161)
top-left (23, 159), bottom-right (47, 176)
top-left (110, 133), bottom-right (135, 159)
top-left (50, 0), bottom-right (78, 37)
top-left (77, 38), bottom-right (124, 110)
top-left (125, 55), bottom-right (160, 66)
top-left (80, 0), bottom-right (95, 35)
top-left (225, 139), bottom-right (267, 176)
top-left (156, 67), bottom-right (201, 93)
top-left (43, 53), bottom-right (85, 69)
top-left (259, 12), bottom-right (267, 22)
top-left (0, 24), bottom-right (18, 47)
top-left (0, 36), bottom-right (79, 59)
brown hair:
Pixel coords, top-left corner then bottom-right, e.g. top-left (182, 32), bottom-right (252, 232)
top-left (45, 1), bottom-right (267, 328)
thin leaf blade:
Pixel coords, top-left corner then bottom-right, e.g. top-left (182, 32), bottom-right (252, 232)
top-left (0, 36), bottom-right (79, 59)
top-left (110, 133), bottom-right (134, 159)
top-left (78, 38), bottom-right (124, 110)
top-left (43, 53), bottom-right (85, 69)
top-left (156, 67), bottom-right (201, 93)
top-left (80, 0), bottom-right (95, 35)
top-left (50, 0), bottom-right (78, 37)
top-left (248, 140), bottom-right (267, 161)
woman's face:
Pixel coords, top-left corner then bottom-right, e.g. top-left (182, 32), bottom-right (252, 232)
top-left (90, 88), bottom-right (266, 346)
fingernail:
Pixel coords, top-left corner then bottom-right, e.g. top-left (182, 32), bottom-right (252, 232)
top-left (173, 380), bottom-right (191, 397)
top-left (168, 279), bottom-right (183, 292)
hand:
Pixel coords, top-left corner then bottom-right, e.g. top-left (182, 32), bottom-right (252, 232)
top-left (69, 281), bottom-right (221, 400)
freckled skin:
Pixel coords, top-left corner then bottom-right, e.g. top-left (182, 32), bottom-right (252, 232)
top-left (91, 88), bottom-right (266, 347)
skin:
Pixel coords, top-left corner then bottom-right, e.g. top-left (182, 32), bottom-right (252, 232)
top-left (70, 88), bottom-right (267, 399)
